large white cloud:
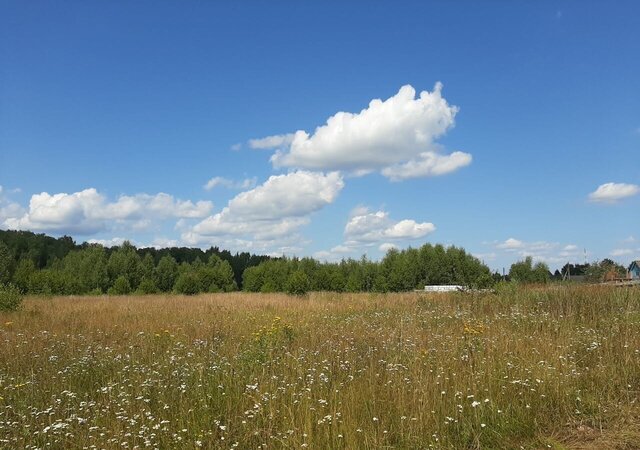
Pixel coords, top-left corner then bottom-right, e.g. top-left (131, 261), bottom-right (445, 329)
top-left (184, 171), bottom-right (344, 251)
top-left (2, 188), bottom-right (213, 235)
top-left (588, 182), bottom-right (639, 203)
top-left (251, 83), bottom-right (471, 180)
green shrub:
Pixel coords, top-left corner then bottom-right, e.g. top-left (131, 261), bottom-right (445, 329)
top-left (0, 284), bottom-right (23, 312)
top-left (107, 276), bottom-right (131, 296)
top-left (285, 270), bottom-right (310, 296)
top-left (173, 272), bottom-right (201, 295)
top-left (136, 276), bottom-right (158, 295)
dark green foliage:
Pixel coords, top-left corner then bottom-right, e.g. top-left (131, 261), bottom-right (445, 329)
top-left (155, 255), bottom-right (179, 292)
top-left (28, 269), bottom-right (83, 295)
top-left (107, 276), bottom-right (131, 296)
top-left (0, 284), bottom-right (23, 311)
top-left (1, 230), bottom-right (498, 295)
top-left (0, 230), bottom-right (270, 294)
top-left (136, 276), bottom-right (158, 294)
top-left (286, 270), bottom-right (310, 296)
top-left (0, 230), bottom-right (76, 269)
top-left (107, 242), bottom-right (142, 290)
top-left (243, 243), bottom-right (494, 293)
top-left (173, 272), bottom-right (201, 295)
top-left (12, 258), bottom-right (35, 292)
top-left (0, 241), bottom-right (13, 284)
top-left (61, 245), bottom-right (109, 293)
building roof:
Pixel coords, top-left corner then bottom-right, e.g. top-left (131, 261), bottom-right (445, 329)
top-left (629, 260), bottom-right (640, 270)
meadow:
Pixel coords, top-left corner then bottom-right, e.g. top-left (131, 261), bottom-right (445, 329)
top-left (1, 285), bottom-right (639, 449)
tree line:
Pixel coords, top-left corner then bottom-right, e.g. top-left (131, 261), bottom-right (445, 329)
top-left (3, 229), bottom-right (625, 298)
top-left (1, 230), bottom-right (496, 295)
top-left (243, 244), bottom-right (495, 294)
top-left (0, 230), bottom-right (269, 295)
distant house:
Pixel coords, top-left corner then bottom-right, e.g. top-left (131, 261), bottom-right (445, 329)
top-left (629, 261), bottom-right (640, 280)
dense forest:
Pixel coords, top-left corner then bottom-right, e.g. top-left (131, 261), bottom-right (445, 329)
top-left (0, 230), bottom-right (269, 294)
top-left (0, 229), bottom-right (496, 295)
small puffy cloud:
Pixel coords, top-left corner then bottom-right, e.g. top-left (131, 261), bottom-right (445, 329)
top-left (3, 188), bottom-right (213, 235)
top-left (249, 133), bottom-right (295, 150)
top-left (588, 182), bottom-right (639, 203)
top-left (497, 238), bottom-right (524, 250)
top-left (184, 171), bottom-right (344, 252)
top-left (315, 208), bottom-right (435, 261)
top-left (344, 208), bottom-right (435, 244)
top-left (204, 176), bottom-right (257, 191)
top-left (252, 84), bottom-right (471, 180)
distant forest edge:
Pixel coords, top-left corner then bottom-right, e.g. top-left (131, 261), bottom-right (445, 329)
top-left (0, 229), bottom-right (497, 295)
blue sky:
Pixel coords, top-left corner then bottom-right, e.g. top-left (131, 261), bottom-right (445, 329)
top-left (1, 1), bottom-right (639, 272)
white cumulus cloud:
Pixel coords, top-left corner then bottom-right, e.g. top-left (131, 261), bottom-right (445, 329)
top-left (497, 238), bottom-right (524, 250)
top-left (184, 171), bottom-right (344, 251)
top-left (588, 182), bottom-right (639, 203)
top-left (251, 83), bottom-right (471, 180)
top-left (2, 189), bottom-right (213, 235)
top-left (344, 208), bottom-right (435, 244)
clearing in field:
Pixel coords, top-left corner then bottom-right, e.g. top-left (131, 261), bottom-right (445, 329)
top-left (1, 286), bottom-right (640, 449)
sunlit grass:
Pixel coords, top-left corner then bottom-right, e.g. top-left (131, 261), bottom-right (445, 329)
top-left (1, 286), bottom-right (639, 449)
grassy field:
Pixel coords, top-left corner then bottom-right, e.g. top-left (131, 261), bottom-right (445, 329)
top-left (1, 286), bottom-right (639, 449)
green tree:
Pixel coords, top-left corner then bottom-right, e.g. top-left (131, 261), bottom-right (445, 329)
top-left (108, 276), bottom-right (131, 295)
top-left (0, 241), bottom-right (13, 285)
top-left (285, 270), bottom-right (310, 296)
top-left (61, 245), bottom-right (109, 293)
top-left (173, 271), bottom-right (201, 295)
top-left (107, 241), bottom-right (142, 290)
top-left (532, 262), bottom-right (551, 283)
top-left (509, 256), bottom-right (549, 284)
top-left (155, 255), bottom-right (179, 292)
top-left (136, 276), bottom-right (158, 294)
top-left (140, 253), bottom-right (155, 280)
top-left (242, 265), bottom-right (265, 292)
top-left (13, 258), bottom-right (36, 293)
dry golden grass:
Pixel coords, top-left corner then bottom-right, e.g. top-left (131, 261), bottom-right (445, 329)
top-left (1, 285), bottom-right (639, 449)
